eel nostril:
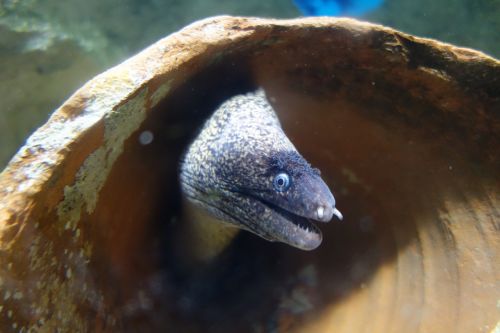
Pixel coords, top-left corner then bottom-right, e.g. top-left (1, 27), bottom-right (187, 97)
top-left (333, 208), bottom-right (343, 221)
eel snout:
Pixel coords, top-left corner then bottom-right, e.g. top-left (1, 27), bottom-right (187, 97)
top-left (252, 170), bottom-right (341, 251)
top-left (291, 172), bottom-right (341, 224)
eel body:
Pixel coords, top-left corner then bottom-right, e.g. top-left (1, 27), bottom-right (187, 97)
top-left (179, 89), bottom-right (341, 262)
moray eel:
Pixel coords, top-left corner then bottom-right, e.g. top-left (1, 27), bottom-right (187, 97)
top-left (179, 89), bottom-right (342, 263)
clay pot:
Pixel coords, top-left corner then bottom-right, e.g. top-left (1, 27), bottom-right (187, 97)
top-left (0, 16), bottom-right (498, 333)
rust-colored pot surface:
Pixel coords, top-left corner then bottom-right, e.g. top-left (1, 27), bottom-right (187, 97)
top-left (0, 16), bottom-right (499, 333)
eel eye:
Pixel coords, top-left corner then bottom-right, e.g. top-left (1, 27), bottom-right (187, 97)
top-left (273, 172), bottom-right (291, 192)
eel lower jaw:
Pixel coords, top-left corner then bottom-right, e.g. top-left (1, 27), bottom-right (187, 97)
top-left (250, 198), bottom-right (324, 251)
top-left (186, 191), bottom-right (327, 251)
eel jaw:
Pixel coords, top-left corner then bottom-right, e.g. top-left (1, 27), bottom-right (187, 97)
top-left (234, 195), bottom-right (326, 251)
top-left (182, 186), bottom-right (337, 251)
top-left (261, 199), bottom-right (324, 250)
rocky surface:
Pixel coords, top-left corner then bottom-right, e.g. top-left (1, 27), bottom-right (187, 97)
top-left (0, 0), bottom-right (298, 167)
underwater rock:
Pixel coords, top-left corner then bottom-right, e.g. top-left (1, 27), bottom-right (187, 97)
top-left (0, 23), bottom-right (102, 168)
top-left (0, 16), bottom-right (498, 333)
top-left (0, 0), bottom-right (298, 168)
top-left (365, 0), bottom-right (500, 58)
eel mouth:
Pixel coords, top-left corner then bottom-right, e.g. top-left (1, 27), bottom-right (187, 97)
top-left (250, 197), bottom-right (324, 251)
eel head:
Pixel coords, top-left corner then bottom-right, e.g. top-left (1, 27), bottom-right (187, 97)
top-left (180, 90), bottom-right (342, 251)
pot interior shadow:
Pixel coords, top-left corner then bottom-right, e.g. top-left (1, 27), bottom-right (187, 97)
top-left (88, 47), bottom-right (494, 332)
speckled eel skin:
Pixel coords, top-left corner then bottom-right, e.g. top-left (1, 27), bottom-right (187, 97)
top-left (179, 89), bottom-right (342, 261)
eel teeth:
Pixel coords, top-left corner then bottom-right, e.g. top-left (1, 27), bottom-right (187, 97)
top-left (317, 206), bottom-right (325, 220)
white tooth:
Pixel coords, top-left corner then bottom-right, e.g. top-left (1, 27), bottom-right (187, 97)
top-left (333, 208), bottom-right (343, 221)
top-left (317, 206), bottom-right (324, 219)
